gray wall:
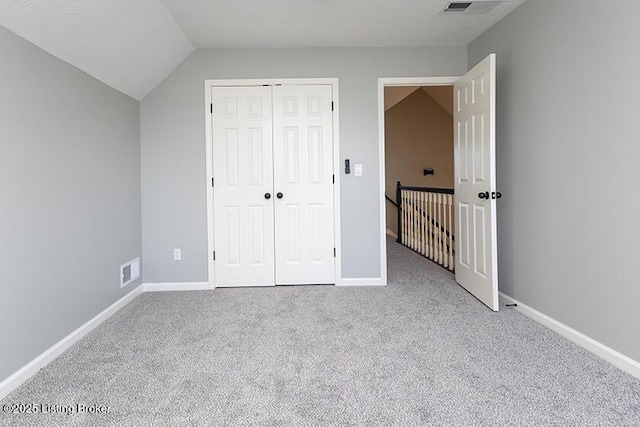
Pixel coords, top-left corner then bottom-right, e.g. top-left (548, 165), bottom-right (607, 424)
top-left (0, 26), bottom-right (142, 383)
top-left (469, 0), bottom-right (640, 361)
top-left (140, 47), bottom-right (467, 282)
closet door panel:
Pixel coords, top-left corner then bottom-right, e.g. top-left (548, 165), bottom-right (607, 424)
top-left (272, 85), bottom-right (335, 285)
top-left (212, 86), bottom-right (275, 287)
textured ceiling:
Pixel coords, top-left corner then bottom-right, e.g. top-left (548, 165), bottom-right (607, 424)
top-left (0, 0), bottom-right (194, 100)
top-left (0, 0), bottom-right (526, 99)
top-left (160, 0), bottom-right (527, 48)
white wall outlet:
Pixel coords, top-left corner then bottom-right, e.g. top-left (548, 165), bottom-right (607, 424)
top-left (173, 248), bottom-right (182, 261)
top-left (354, 164), bottom-right (363, 176)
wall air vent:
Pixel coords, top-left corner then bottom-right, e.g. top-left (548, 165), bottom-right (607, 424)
top-left (120, 257), bottom-right (140, 288)
top-left (441, 1), bottom-right (501, 14)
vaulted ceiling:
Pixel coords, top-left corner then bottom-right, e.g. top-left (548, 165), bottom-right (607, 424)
top-left (0, 0), bottom-right (526, 100)
top-left (0, 1), bottom-right (194, 100)
top-left (385, 86), bottom-right (453, 114)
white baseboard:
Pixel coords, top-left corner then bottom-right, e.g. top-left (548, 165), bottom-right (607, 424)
top-left (338, 277), bottom-right (386, 287)
top-left (0, 285), bottom-right (144, 401)
top-left (499, 292), bottom-right (640, 380)
top-left (143, 282), bottom-right (211, 292)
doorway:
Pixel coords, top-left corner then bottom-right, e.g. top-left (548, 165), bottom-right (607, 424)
top-left (378, 54), bottom-right (499, 311)
top-left (383, 84), bottom-right (455, 273)
top-left (378, 77), bottom-right (458, 287)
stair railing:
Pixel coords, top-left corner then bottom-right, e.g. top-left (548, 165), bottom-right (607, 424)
top-left (395, 181), bottom-right (455, 271)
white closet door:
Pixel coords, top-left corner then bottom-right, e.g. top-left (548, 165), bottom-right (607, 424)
top-left (212, 86), bottom-right (275, 287)
top-left (272, 85), bottom-right (335, 285)
top-left (454, 54), bottom-right (499, 310)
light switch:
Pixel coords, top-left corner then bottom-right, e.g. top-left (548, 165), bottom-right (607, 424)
top-left (173, 248), bottom-right (182, 261)
top-left (354, 164), bottom-right (363, 176)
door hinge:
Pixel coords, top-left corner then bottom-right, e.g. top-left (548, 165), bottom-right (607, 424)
top-left (332, 174), bottom-right (335, 184)
top-left (211, 178), bottom-right (214, 187)
top-left (333, 248), bottom-right (336, 257)
top-left (210, 103), bottom-right (213, 114)
top-left (331, 102), bottom-right (334, 111)
top-left (213, 251), bottom-right (216, 261)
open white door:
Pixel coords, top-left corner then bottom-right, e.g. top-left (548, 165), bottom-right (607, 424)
top-left (453, 54), bottom-right (499, 311)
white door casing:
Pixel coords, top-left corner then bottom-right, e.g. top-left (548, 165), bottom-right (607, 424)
top-left (454, 54), bottom-right (499, 311)
top-left (272, 85), bottom-right (335, 285)
top-left (212, 86), bottom-right (275, 287)
top-left (209, 82), bottom-right (337, 287)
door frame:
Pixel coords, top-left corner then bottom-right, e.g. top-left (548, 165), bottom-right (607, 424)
top-left (377, 76), bottom-right (459, 286)
top-left (204, 78), bottom-right (342, 288)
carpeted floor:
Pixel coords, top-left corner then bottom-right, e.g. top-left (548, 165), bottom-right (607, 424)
top-left (1, 240), bottom-right (640, 426)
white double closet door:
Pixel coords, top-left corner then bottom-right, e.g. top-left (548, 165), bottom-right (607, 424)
top-left (212, 84), bottom-right (335, 287)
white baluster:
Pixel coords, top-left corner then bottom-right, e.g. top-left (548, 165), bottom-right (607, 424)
top-left (424, 192), bottom-right (429, 258)
top-left (430, 192), bottom-right (434, 261)
top-left (448, 194), bottom-right (454, 270)
top-left (410, 191), bottom-right (415, 249)
top-left (415, 191), bottom-right (420, 251)
top-left (443, 194), bottom-right (449, 269)
top-left (404, 191), bottom-right (409, 246)
top-left (415, 191), bottom-right (420, 253)
top-left (400, 191), bottom-right (403, 245)
top-left (441, 194), bottom-right (445, 266)
top-left (406, 191), bottom-right (411, 246)
top-left (417, 191), bottom-right (420, 252)
top-left (427, 193), bottom-right (432, 258)
top-left (401, 191), bottom-right (406, 245)
top-left (408, 191), bottom-right (412, 249)
top-left (417, 192), bottom-right (421, 254)
top-left (408, 191), bottom-right (411, 247)
top-left (432, 193), bottom-right (437, 263)
top-left (433, 192), bottom-right (437, 262)
top-left (438, 193), bottom-right (443, 264)
top-left (421, 192), bottom-right (426, 256)
top-left (445, 194), bottom-right (449, 269)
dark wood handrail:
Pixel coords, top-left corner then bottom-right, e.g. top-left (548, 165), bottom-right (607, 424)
top-left (385, 195), bottom-right (398, 207)
top-left (399, 186), bottom-right (454, 195)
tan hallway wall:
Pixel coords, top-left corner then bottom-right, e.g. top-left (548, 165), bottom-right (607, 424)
top-left (385, 87), bottom-right (453, 236)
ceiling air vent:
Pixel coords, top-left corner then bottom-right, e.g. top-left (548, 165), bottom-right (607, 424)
top-left (444, 2), bottom-right (472, 12)
top-left (441, 1), bottom-right (501, 14)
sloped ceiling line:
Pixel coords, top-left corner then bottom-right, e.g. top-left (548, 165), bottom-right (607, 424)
top-left (0, 0), bottom-right (195, 100)
top-left (422, 86), bottom-right (453, 115)
top-left (0, 0), bottom-right (527, 100)
top-left (385, 87), bottom-right (421, 111)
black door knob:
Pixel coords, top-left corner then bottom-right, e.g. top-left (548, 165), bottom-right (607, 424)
top-left (492, 192), bottom-right (502, 200)
top-left (264, 193), bottom-right (271, 199)
top-left (276, 192), bottom-right (283, 199)
top-left (478, 191), bottom-right (490, 199)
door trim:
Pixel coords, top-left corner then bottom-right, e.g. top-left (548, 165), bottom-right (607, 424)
top-left (377, 77), bottom-right (460, 286)
top-left (205, 78), bottom-right (342, 288)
